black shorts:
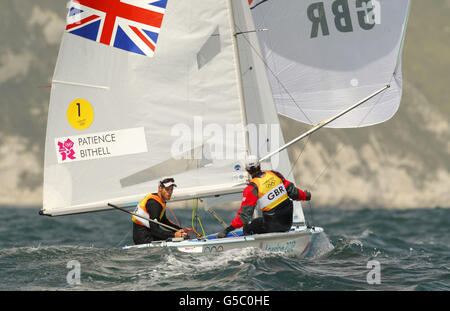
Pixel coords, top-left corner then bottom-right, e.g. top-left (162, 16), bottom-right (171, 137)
top-left (243, 200), bottom-right (293, 235)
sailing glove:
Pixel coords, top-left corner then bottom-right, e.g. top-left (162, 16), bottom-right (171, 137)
top-left (217, 225), bottom-right (235, 238)
top-left (305, 190), bottom-right (311, 201)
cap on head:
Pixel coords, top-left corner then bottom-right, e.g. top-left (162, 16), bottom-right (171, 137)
top-left (159, 177), bottom-right (177, 188)
top-left (245, 155), bottom-right (260, 170)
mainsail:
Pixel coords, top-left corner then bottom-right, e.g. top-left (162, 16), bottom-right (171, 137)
top-left (250, 0), bottom-right (411, 128)
top-left (41, 0), bottom-right (304, 221)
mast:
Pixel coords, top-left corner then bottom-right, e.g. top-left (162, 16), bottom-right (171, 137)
top-left (227, 0), bottom-right (250, 156)
top-left (228, 0), bottom-right (307, 224)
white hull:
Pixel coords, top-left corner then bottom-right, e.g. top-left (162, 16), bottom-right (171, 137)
top-left (120, 226), bottom-right (324, 258)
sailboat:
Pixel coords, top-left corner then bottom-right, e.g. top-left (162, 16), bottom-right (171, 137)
top-left (40, 0), bottom-right (410, 257)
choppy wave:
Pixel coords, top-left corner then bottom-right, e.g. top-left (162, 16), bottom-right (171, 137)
top-left (0, 206), bottom-right (448, 291)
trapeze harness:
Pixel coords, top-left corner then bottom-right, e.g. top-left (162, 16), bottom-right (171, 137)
top-left (245, 171), bottom-right (293, 234)
top-left (251, 171), bottom-right (289, 212)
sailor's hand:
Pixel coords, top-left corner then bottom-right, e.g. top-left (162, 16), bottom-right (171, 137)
top-left (304, 190), bottom-right (311, 201)
top-left (183, 227), bottom-right (197, 239)
top-left (174, 229), bottom-right (186, 238)
top-left (217, 225), bottom-right (234, 238)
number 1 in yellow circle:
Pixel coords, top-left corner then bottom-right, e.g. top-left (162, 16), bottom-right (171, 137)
top-left (67, 98), bottom-right (94, 130)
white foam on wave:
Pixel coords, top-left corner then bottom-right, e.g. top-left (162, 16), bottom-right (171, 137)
top-left (306, 231), bottom-right (335, 259)
top-left (130, 246), bottom-right (280, 288)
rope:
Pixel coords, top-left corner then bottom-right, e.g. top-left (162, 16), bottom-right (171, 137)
top-left (306, 201), bottom-right (315, 228)
top-left (233, 23), bottom-right (314, 125)
top-left (165, 204), bottom-right (181, 227)
top-left (192, 199), bottom-right (206, 237)
top-left (285, 136), bottom-right (315, 227)
top-left (286, 136), bottom-right (310, 180)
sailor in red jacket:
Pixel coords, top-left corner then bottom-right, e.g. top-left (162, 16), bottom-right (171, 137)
top-left (217, 155), bottom-right (311, 238)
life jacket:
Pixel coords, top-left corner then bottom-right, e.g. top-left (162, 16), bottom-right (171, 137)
top-left (250, 171), bottom-right (289, 212)
top-left (132, 193), bottom-right (166, 228)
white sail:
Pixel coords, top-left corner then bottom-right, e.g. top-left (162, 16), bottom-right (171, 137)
top-left (42, 0), bottom-right (251, 216)
top-left (250, 0), bottom-right (411, 128)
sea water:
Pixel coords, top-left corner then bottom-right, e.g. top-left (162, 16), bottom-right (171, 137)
top-left (0, 206), bottom-right (448, 291)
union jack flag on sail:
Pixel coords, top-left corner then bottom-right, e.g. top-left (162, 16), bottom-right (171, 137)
top-left (66, 0), bottom-right (168, 57)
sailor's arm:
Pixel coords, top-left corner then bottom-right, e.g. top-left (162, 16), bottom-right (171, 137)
top-left (217, 184), bottom-right (258, 238)
top-left (146, 200), bottom-right (177, 240)
top-left (230, 183), bottom-right (258, 229)
top-left (160, 209), bottom-right (188, 237)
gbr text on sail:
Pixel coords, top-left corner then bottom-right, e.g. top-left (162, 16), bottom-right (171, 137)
top-left (308, 0), bottom-right (380, 38)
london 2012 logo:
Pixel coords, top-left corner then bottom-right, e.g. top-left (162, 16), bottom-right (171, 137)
top-left (58, 139), bottom-right (76, 161)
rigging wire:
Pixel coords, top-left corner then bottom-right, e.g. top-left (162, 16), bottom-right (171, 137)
top-left (234, 22), bottom-right (317, 226)
top-left (165, 204), bottom-right (181, 228)
top-left (285, 136), bottom-right (315, 227)
top-left (234, 7), bottom-right (395, 142)
top-left (192, 199), bottom-right (206, 237)
top-left (234, 6), bottom-right (394, 227)
top-left (286, 136), bottom-right (310, 180)
top-left (233, 23), bottom-right (314, 125)
top-left (114, 230), bottom-right (131, 248)
top-left (235, 32), bottom-right (392, 226)
top-left (306, 201), bottom-right (315, 228)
